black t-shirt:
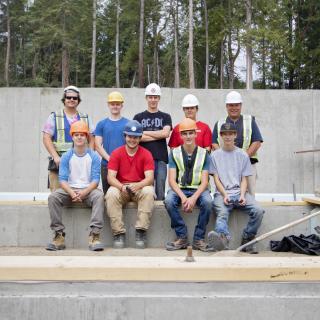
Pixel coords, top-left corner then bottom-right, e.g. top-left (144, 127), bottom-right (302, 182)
top-left (133, 110), bottom-right (172, 163)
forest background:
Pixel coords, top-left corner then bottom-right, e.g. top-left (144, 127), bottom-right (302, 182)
top-left (1, 0), bottom-right (319, 89)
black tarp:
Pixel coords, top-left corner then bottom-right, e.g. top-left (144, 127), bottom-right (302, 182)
top-left (270, 234), bottom-right (320, 255)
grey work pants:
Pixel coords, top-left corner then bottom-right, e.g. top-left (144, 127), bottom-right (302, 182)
top-left (48, 188), bottom-right (104, 234)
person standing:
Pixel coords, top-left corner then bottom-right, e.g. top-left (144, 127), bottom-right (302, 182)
top-left (165, 118), bottom-right (213, 252)
top-left (94, 91), bottom-right (129, 194)
top-left (168, 94), bottom-right (211, 152)
top-left (106, 120), bottom-right (155, 249)
top-left (212, 91), bottom-right (263, 196)
top-left (133, 83), bottom-right (172, 200)
top-left (42, 86), bottom-right (94, 191)
top-left (208, 122), bottom-right (264, 252)
top-left (46, 121), bottom-right (105, 252)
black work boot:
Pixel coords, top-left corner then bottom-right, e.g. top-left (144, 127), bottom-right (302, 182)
top-left (113, 233), bottom-right (125, 249)
top-left (135, 229), bottom-right (147, 249)
top-left (241, 236), bottom-right (258, 254)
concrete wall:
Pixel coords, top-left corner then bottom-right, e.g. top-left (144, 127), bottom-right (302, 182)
top-left (1, 88), bottom-right (320, 193)
top-left (0, 202), bottom-right (316, 250)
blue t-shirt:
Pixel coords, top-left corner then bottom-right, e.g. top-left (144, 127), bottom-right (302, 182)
top-left (94, 117), bottom-right (129, 166)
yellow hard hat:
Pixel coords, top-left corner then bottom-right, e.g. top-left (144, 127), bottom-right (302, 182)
top-left (107, 91), bottom-right (124, 103)
top-left (179, 118), bottom-right (197, 132)
top-left (70, 121), bottom-right (89, 136)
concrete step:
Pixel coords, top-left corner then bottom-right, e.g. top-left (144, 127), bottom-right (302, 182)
top-left (0, 200), bottom-right (317, 250)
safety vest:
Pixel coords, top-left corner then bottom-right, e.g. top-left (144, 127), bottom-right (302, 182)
top-left (217, 114), bottom-right (258, 160)
top-left (172, 146), bottom-right (207, 189)
top-left (52, 109), bottom-right (89, 154)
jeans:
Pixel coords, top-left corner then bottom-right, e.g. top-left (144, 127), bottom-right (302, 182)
top-left (164, 189), bottom-right (212, 241)
top-left (154, 160), bottom-right (167, 200)
top-left (213, 193), bottom-right (264, 239)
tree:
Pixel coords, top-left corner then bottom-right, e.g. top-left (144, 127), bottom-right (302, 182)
top-left (90, 0), bottom-right (97, 87)
top-left (188, 0), bottom-right (195, 88)
top-left (138, 0), bottom-right (145, 87)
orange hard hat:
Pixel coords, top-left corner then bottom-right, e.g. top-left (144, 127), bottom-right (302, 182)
top-left (179, 118), bottom-right (197, 132)
top-left (70, 121), bottom-right (89, 136)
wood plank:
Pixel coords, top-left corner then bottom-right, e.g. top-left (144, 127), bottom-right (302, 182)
top-left (302, 197), bottom-right (320, 205)
top-left (1, 256), bottom-right (320, 282)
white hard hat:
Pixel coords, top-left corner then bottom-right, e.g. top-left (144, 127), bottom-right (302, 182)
top-left (225, 91), bottom-right (242, 104)
top-left (145, 83), bottom-right (161, 96)
top-left (181, 94), bottom-right (199, 107)
top-left (64, 85), bottom-right (80, 94)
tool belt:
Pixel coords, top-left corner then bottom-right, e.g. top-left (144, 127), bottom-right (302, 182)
top-left (48, 157), bottom-right (59, 172)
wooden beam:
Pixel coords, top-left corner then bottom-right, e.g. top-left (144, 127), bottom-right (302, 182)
top-left (1, 256), bottom-right (320, 282)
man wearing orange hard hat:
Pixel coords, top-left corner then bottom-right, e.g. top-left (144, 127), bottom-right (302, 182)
top-left (46, 121), bottom-right (105, 252)
top-left (164, 118), bottom-right (213, 252)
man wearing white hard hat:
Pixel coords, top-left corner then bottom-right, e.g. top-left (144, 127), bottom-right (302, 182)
top-left (133, 83), bottom-right (172, 200)
top-left (42, 85), bottom-right (95, 191)
top-left (168, 94), bottom-right (212, 152)
top-left (212, 91), bottom-right (263, 196)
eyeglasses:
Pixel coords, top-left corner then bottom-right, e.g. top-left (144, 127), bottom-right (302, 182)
top-left (65, 96), bottom-right (79, 101)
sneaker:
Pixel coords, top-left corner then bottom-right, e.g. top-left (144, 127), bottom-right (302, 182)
top-left (240, 237), bottom-right (258, 254)
top-left (135, 229), bottom-right (147, 249)
top-left (88, 232), bottom-right (104, 251)
top-left (208, 231), bottom-right (229, 251)
top-left (192, 239), bottom-right (215, 252)
top-left (166, 238), bottom-right (189, 251)
top-left (113, 233), bottom-right (125, 249)
top-left (46, 231), bottom-right (66, 251)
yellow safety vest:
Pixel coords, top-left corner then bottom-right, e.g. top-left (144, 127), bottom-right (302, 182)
top-left (172, 146), bottom-right (207, 189)
top-left (53, 109), bottom-right (89, 153)
top-left (217, 114), bottom-right (258, 160)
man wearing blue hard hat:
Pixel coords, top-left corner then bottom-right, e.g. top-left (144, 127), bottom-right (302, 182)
top-left (105, 120), bottom-right (155, 249)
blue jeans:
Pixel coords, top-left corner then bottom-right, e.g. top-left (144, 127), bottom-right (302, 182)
top-left (164, 189), bottom-right (212, 240)
top-left (154, 160), bottom-right (167, 200)
top-left (213, 193), bottom-right (264, 239)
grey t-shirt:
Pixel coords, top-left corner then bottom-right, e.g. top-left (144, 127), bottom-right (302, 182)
top-left (210, 147), bottom-right (252, 196)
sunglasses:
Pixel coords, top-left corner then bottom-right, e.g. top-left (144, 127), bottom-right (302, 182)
top-left (65, 96), bottom-right (79, 101)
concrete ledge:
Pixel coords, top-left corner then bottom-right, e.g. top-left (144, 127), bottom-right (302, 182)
top-left (0, 202), bottom-right (317, 250)
top-left (1, 282), bottom-right (320, 320)
top-left (1, 255), bottom-right (320, 282)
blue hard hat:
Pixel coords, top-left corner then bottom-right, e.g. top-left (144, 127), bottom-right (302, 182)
top-left (123, 120), bottom-right (143, 137)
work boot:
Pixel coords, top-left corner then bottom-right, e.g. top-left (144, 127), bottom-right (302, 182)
top-left (46, 231), bottom-right (66, 251)
top-left (207, 231), bottom-right (229, 251)
top-left (166, 238), bottom-right (189, 251)
top-left (113, 233), bottom-right (125, 249)
top-left (135, 229), bottom-right (147, 249)
top-left (192, 239), bottom-right (215, 252)
top-left (240, 236), bottom-right (258, 254)
top-left (88, 232), bottom-right (104, 251)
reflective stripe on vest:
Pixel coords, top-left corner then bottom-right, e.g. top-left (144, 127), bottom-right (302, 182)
top-left (53, 109), bottom-right (89, 153)
top-left (217, 115), bottom-right (257, 160)
top-left (172, 146), bottom-right (207, 189)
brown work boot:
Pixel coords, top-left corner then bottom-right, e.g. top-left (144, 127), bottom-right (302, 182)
top-left (192, 239), bottom-right (215, 252)
top-left (166, 238), bottom-right (189, 251)
top-left (46, 231), bottom-right (66, 251)
top-left (88, 232), bottom-right (104, 251)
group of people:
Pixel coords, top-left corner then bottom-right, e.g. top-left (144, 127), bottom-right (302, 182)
top-left (42, 83), bottom-right (265, 253)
